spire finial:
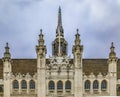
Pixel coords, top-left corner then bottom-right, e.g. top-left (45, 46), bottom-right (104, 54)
top-left (40, 29), bottom-right (42, 34)
top-left (75, 29), bottom-right (81, 45)
top-left (59, 6), bottom-right (61, 13)
top-left (38, 29), bottom-right (44, 46)
top-left (110, 42), bottom-right (115, 52)
top-left (56, 6), bottom-right (64, 37)
top-left (3, 42), bottom-right (11, 59)
top-left (109, 42), bottom-right (116, 59)
top-left (58, 6), bottom-right (62, 27)
top-left (77, 28), bottom-right (79, 34)
top-left (5, 42), bottom-right (9, 53)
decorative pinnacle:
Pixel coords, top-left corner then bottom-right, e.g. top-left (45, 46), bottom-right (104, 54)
top-left (38, 29), bottom-right (44, 46)
top-left (75, 29), bottom-right (80, 45)
top-left (4, 42), bottom-right (11, 58)
top-left (76, 28), bottom-right (79, 34)
top-left (40, 29), bottom-right (42, 34)
top-left (5, 43), bottom-right (9, 53)
top-left (39, 29), bottom-right (43, 39)
top-left (109, 42), bottom-right (116, 58)
top-left (111, 42), bottom-right (114, 51)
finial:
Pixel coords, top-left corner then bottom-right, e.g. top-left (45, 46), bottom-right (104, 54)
top-left (75, 30), bottom-right (81, 46)
top-left (6, 42), bottom-right (8, 47)
top-left (59, 6), bottom-right (61, 13)
top-left (40, 29), bottom-right (42, 34)
top-left (76, 29), bottom-right (80, 36)
top-left (110, 42), bottom-right (115, 52)
top-left (5, 42), bottom-right (9, 53)
top-left (109, 42), bottom-right (116, 59)
top-left (77, 28), bottom-right (79, 34)
top-left (38, 29), bottom-right (44, 46)
top-left (3, 42), bottom-right (11, 59)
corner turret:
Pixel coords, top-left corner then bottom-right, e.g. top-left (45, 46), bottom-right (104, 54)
top-left (108, 42), bottom-right (117, 96)
top-left (72, 29), bottom-right (83, 68)
top-left (36, 29), bottom-right (47, 97)
top-left (72, 29), bottom-right (83, 97)
top-left (2, 43), bottom-right (12, 97)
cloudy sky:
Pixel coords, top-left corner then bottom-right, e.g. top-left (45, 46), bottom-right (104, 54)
top-left (0, 0), bottom-right (120, 58)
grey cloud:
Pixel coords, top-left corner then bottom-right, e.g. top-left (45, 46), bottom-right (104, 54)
top-left (0, 0), bottom-right (120, 58)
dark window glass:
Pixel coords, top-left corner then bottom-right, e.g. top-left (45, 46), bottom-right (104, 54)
top-left (49, 81), bottom-right (55, 90)
top-left (21, 80), bottom-right (27, 89)
top-left (57, 81), bottom-right (63, 90)
top-left (0, 85), bottom-right (3, 92)
top-left (93, 80), bottom-right (99, 89)
top-left (85, 80), bottom-right (90, 90)
top-left (101, 80), bottom-right (107, 90)
top-left (13, 80), bottom-right (19, 89)
top-left (30, 80), bottom-right (35, 89)
top-left (65, 80), bottom-right (71, 89)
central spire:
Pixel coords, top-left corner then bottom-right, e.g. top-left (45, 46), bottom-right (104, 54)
top-left (58, 6), bottom-right (62, 27)
top-left (56, 6), bottom-right (64, 37)
top-left (52, 7), bottom-right (68, 56)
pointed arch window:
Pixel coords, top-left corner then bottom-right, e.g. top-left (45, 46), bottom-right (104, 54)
top-left (21, 80), bottom-right (27, 89)
top-left (65, 80), bottom-right (71, 90)
top-left (101, 80), bottom-right (107, 90)
top-left (85, 80), bottom-right (90, 90)
top-left (57, 81), bottom-right (63, 91)
top-left (49, 81), bottom-right (55, 90)
top-left (93, 80), bottom-right (99, 90)
top-left (30, 80), bottom-right (35, 89)
top-left (0, 85), bottom-right (3, 92)
top-left (13, 80), bottom-right (19, 89)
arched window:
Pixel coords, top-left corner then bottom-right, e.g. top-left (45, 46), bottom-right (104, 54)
top-left (0, 85), bottom-right (3, 92)
top-left (65, 80), bottom-right (71, 90)
top-left (93, 80), bottom-right (99, 90)
top-left (117, 86), bottom-right (120, 91)
top-left (85, 80), bottom-right (90, 90)
top-left (101, 80), bottom-right (107, 90)
top-left (49, 81), bottom-right (55, 90)
top-left (21, 80), bottom-right (27, 89)
top-left (13, 80), bottom-right (19, 89)
top-left (30, 80), bottom-right (35, 89)
top-left (57, 81), bottom-right (63, 90)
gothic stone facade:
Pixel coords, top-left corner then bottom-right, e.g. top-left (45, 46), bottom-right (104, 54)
top-left (0, 7), bottom-right (120, 97)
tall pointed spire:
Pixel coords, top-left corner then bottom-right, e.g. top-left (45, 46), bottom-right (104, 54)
top-left (56, 6), bottom-right (64, 37)
top-left (58, 6), bottom-right (62, 27)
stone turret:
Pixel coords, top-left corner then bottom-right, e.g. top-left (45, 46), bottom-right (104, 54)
top-left (72, 29), bottom-right (83, 68)
top-left (2, 43), bottom-right (12, 97)
top-left (36, 29), bottom-right (47, 97)
top-left (72, 29), bottom-right (83, 97)
top-left (108, 42), bottom-right (117, 96)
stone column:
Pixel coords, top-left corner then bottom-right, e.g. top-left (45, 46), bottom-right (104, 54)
top-left (90, 80), bottom-right (93, 94)
top-left (98, 80), bottom-right (101, 94)
top-left (27, 80), bottom-right (29, 94)
top-left (19, 80), bottom-right (21, 94)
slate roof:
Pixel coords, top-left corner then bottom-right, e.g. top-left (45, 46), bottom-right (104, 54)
top-left (0, 58), bottom-right (120, 79)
